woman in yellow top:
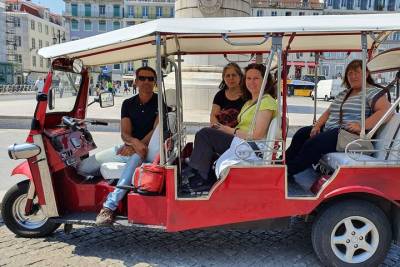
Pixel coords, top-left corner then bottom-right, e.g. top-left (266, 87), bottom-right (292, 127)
top-left (182, 63), bottom-right (278, 193)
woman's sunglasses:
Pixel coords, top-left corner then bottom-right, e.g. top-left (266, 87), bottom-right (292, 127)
top-left (137, 76), bottom-right (155, 82)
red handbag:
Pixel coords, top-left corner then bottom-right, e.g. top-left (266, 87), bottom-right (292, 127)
top-left (132, 154), bottom-right (165, 195)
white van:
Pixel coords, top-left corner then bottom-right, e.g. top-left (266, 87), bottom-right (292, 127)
top-left (311, 79), bottom-right (344, 101)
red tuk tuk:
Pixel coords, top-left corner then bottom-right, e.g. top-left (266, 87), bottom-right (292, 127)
top-left (3, 14), bottom-right (400, 267)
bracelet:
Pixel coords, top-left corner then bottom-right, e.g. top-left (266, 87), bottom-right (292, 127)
top-left (233, 128), bottom-right (239, 136)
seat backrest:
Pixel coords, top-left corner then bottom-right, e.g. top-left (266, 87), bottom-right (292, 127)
top-left (262, 117), bottom-right (279, 161)
top-left (373, 113), bottom-right (400, 159)
top-left (165, 89), bottom-right (176, 108)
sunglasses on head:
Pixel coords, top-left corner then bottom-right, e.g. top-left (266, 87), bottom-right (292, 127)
top-left (137, 76), bottom-right (155, 82)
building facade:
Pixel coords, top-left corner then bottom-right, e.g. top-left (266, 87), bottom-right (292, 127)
top-left (6, 0), bottom-right (69, 84)
top-left (251, 1), bottom-right (324, 79)
top-left (322, 0), bottom-right (400, 82)
top-left (63, 0), bottom-right (175, 84)
top-left (0, 0), bottom-right (15, 84)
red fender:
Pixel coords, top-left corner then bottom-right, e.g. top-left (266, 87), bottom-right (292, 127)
top-left (323, 186), bottom-right (400, 207)
top-left (11, 161), bottom-right (32, 180)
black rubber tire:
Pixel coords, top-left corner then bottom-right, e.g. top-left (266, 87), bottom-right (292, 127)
top-left (1, 180), bottom-right (60, 237)
top-left (311, 199), bottom-right (392, 267)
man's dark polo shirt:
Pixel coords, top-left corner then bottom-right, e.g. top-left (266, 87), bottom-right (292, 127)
top-left (121, 93), bottom-right (158, 140)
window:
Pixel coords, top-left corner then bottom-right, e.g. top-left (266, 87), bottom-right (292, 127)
top-left (170, 7), bottom-right (174, 17)
top-left (113, 21), bottom-right (120, 30)
top-left (113, 64), bottom-right (120, 70)
top-left (333, 0), bottom-right (340, 8)
top-left (388, 0), bottom-right (396, 10)
top-left (99, 5), bottom-right (106, 16)
top-left (256, 9), bottom-right (263, 16)
top-left (127, 62), bottom-right (134, 71)
top-left (31, 20), bottom-right (35, 30)
top-left (335, 65), bottom-right (344, 78)
top-left (99, 20), bottom-right (106, 31)
top-left (71, 19), bottom-right (79, 31)
top-left (31, 38), bottom-right (36, 49)
top-left (156, 6), bottom-right (163, 17)
top-left (84, 20), bottom-right (92, 31)
top-left (47, 59), bottom-right (50, 68)
top-left (392, 32), bottom-right (400, 41)
top-left (40, 57), bottom-right (43, 68)
top-left (71, 3), bottom-right (78, 16)
top-left (271, 11), bottom-right (277, 16)
top-left (360, 0), bottom-right (368, 9)
top-left (285, 11), bottom-right (292, 16)
top-left (128, 6), bottom-right (134, 17)
top-left (17, 54), bottom-right (22, 63)
top-left (374, 0), bottom-right (384, 10)
top-left (113, 5), bottom-right (120, 17)
top-left (16, 36), bottom-right (21, 47)
top-left (45, 25), bottom-right (49, 34)
top-left (15, 17), bottom-right (20, 27)
top-left (32, 56), bottom-right (36, 67)
top-left (38, 22), bottom-right (42, 32)
top-left (39, 40), bottom-right (42, 49)
top-left (142, 6), bottom-right (149, 17)
top-left (45, 41), bottom-right (49, 47)
top-left (142, 59), bottom-right (148, 67)
top-left (322, 65), bottom-right (330, 77)
top-left (347, 0), bottom-right (354, 9)
top-left (341, 0), bottom-right (347, 7)
top-left (85, 3), bottom-right (91, 17)
top-left (299, 12), bottom-right (305, 16)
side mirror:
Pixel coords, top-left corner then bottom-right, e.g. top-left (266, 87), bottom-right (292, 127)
top-left (72, 59), bottom-right (83, 73)
top-left (48, 88), bottom-right (55, 110)
top-left (99, 92), bottom-right (114, 108)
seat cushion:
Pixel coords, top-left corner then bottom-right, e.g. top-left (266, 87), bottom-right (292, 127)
top-left (321, 152), bottom-right (398, 170)
top-left (100, 162), bottom-right (126, 180)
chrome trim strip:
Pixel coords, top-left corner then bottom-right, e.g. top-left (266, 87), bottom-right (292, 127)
top-left (32, 134), bottom-right (59, 217)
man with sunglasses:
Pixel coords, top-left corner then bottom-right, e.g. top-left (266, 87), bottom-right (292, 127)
top-left (77, 66), bottom-right (160, 225)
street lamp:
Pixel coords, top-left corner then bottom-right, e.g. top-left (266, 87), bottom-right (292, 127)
top-left (53, 29), bottom-right (66, 44)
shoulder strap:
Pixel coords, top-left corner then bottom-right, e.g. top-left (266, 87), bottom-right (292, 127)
top-left (338, 89), bottom-right (353, 126)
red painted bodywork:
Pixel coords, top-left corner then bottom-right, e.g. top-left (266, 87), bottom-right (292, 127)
top-left (8, 58), bottom-right (400, 232)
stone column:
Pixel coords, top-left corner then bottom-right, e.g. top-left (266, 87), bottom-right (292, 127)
top-left (164, 0), bottom-right (251, 113)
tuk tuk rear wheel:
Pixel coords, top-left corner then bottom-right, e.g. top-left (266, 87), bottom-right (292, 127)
top-left (1, 180), bottom-right (60, 237)
top-left (311, 200), bottom-right (391, 267)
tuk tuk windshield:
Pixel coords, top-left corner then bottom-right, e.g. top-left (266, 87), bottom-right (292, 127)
top-left (46, 70), bottom-right (81, 113)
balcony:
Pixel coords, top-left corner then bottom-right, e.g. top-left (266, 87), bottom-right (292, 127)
top-left (252, 0), bottom-right (324, 10)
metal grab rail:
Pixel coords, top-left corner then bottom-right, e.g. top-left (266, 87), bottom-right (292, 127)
top-left (345, 138), bottom-right (400, 163)
top-left (221, 33), bottom-right (269, 46)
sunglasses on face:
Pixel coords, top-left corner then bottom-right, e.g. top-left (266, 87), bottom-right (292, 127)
top-left (137, 76), bottom-right (155, 82)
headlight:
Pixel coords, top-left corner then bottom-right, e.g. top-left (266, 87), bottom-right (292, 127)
top-left (8, 143), bottom-right (41, 160)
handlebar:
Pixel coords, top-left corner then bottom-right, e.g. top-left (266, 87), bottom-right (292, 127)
top-left (62, 116), bottom-right (109, 130)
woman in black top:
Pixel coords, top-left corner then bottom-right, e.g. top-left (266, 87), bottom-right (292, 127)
top-left (210, 63), bottom-right (247, 127)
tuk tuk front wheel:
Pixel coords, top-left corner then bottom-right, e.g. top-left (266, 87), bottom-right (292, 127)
top-left (1, 180), bottom-right (60, 237)
top-left (311, 200), bottom-right (391, 267)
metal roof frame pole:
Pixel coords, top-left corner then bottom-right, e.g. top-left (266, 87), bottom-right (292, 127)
top-left (313, 53), bottom-right (320, 124)
top-left (275, 36), bottom-right (283, 133)
top-left (163, 56), bottom-right (182, 170)
top-left (248, 35), bottom-right (277, 138)
top-left (155, 32), bottom-right (165, 165)
top-left (397, 71), bottom-right (399, 113)
top-left (361, 32), bottom-right (368, 138)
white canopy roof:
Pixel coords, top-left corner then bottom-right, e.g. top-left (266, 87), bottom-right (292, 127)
top-left (367, 48), bottom-right (400, 73)
top-left (38, 13), bottom-right (400, 66)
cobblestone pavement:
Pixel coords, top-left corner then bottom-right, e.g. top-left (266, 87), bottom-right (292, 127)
top-left (0, 218), bottom-right (400, 267)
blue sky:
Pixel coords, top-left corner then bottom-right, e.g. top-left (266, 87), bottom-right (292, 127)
top-left (32, 0), bottom-right (64, 14)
